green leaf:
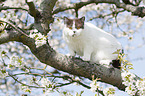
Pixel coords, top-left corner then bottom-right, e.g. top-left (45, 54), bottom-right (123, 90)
top-left (80, 91), bottom-right (84, 95)
top-left (128, 66), bottom-right (134, 70)
top-left (113, 49), bottom-right (121, 54)
top-left (1, 51), bottom-right (6, 55)
top-left (9, 64), bottom-right (14, 68)
top-left (63, 91), bottom-right (67, 95)
top-left (1, 69), bottom-right (6, 73)
top-left (25, 89), bottom-right (31, 93)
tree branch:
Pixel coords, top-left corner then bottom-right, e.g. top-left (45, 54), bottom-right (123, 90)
top-left (53, 0), bottom-right (94, 14)
top-left (25, 0), bottom-right (38, 18)
top-left (9, 73), bottom-right (44, 88)
top-left (53, 0), bottom-right (145, 17)
top-left (0, 20), bottom-right (29, 37)
top-left (8, 71), bottom-right (104, 95)
top-left (0, 30), bottom-right (18, 44)
top-left (117, 3), bottom-right (145, 17)
top-left (33, 0), bottom-right (57, 35)
top-left (88, 9), bottom-right (125, 21)
top-left (0, 5), bottom-right (28, 12)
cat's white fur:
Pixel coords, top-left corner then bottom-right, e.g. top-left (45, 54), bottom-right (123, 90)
top-left (63, 22), bottom-right (122, 65)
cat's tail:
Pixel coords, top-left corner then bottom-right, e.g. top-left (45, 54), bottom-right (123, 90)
top-left (110, 59), bottom-right (121, 69)
top-left (110, 49), bottom-right (124, 69)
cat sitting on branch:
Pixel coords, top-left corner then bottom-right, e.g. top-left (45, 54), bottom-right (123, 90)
top-left (63, 16), bottom-right (122, 69)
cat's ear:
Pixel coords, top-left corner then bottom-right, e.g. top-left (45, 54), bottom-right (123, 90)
top-left (80, 16), bottom-right (85, 22)
top-left (64, 16), bottom-right (69, 24)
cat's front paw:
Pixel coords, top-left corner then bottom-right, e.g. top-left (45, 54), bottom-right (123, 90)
top-left (82, 56), bottom-right (90, 61)
top-left (69, 50), bottom-right (76, 57)
top-left (99, 60), bottom-right (111, 65)
top-left (66, 53), bottom-right (75, 58)
top-left (66, 53), bottom-right (71, 56)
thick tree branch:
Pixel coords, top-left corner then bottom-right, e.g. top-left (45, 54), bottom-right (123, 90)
top-left (25, 0), bottom-right (38, 18)
top-left (53, 0), bottom-right (145, 17)
top-left (0, 19), bottom-right (29, 44)
top-left (33, 0), bottom-right (57, 35)
top-left (116, 3), bottom-right (145, 17)
top-left (0, 30), bottom-right (19, 44)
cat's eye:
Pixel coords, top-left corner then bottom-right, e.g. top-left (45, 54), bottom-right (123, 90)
top-left (77, 27), bottom-right (80, 29)
top-left (69, 27), bottom-right (72, 29)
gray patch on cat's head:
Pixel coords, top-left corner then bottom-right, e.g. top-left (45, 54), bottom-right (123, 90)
top-left (64, 17), bottom-right (73, 28)
top-left (75, 17), bottom-right (85, 29)
top-left (64, 16), bottom-right (85, 29)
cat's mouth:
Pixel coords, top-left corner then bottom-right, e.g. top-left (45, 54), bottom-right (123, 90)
top-left (72, 34), bottom-right (77, 37)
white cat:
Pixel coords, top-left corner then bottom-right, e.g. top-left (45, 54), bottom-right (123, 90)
top-left (63, 17), bottom-right (122, 68)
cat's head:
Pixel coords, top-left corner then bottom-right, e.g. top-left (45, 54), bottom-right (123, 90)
top-left (63, 16), bottom-right (85, 37)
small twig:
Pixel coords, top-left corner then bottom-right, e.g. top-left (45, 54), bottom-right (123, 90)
top-left (52, 0), bottom-right (94, 14)
top-left (71, 77), bottom-right (104, 96)
top-left (9, 73), bottom-right (44, 88)
top-left (114, 13), bottom-right (126, 34)
top-left (88, 9), bottom-right (125, 21)
top-left (25, 66), bottom-right (53, 75)
top-left (75, 9), bottom-right (79, 18)
top-left (0, 19), bottom-right (30, 37)
top-left (55, 82), bottom-right (72, 88)
top-left (8, 71), bottom-right (105, 95)
top-left (0, 6), bottom-right (28, 12)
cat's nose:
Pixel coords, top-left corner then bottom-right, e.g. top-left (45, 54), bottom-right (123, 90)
top-left (73, 31), bottom-right (76, 33)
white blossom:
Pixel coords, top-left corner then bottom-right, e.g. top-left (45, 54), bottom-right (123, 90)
top-left (143, 0), bottom-right (145, 5)
top-left (41, 77), bottom-right (50, 88)
top-left (29, 33), bottom-right (36, 38)
top-left (121, 71), bottom-right (139, 95)
top-left (0, 18), bottom-right (6, 30)
top-left (121, 71), bottom-right (136, 86)
top-left (136, 79), bottom-right (145, 96)
top-left (4, 0), bottom-right (26, 7)
top-left (40, 77), bottom-right (55, 93)
top-left (121, 71), bottom-right (145, 96)
top-left (57, 0), bottom-right (71, 7)
top-left (103, 87), bottom-right (115, 96)
top-left (0, 71), bottom-right (8, 78)
top-left (30, 32), bottom-right (47, 47)
top-left (21, 85), bottom-right (31, 93)
top-left (125, 84), bottom-right (137, 96)
top-left (90, 80), bottom-right (101, 92)
top-left (9, 55), bottom-right (25, 68)
top-left (35, 38), bottom-right (46, 48)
